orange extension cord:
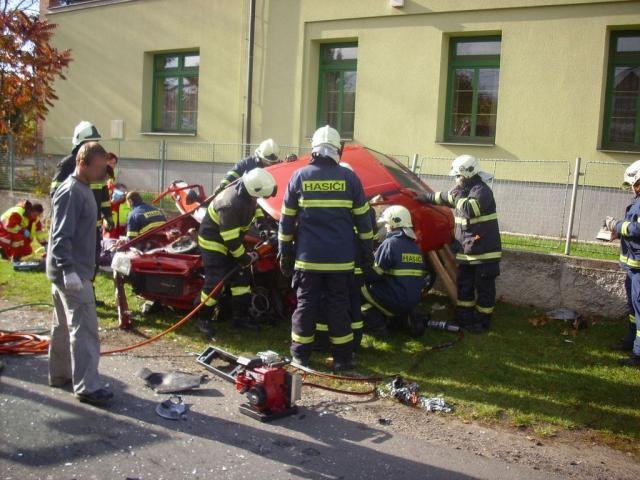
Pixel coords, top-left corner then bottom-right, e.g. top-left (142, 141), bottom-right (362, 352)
top-left (0, 332), bottom-right (50, 355)
top-left (0, 266), bottom-right (238, 357)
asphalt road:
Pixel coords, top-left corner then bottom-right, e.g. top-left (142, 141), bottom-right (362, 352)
top-left (0, 353), bottom-right (560, 480)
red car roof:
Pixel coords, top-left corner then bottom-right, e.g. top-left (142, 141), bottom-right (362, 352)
top-left (259, 144), bottom-right (454, 252)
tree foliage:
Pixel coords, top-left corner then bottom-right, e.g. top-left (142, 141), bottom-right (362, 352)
top-left (0, 1), bottom-right (72, 154)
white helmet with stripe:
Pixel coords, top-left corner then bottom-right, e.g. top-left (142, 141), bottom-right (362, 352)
top-left (449, 154), bottom-right (493, 181)
top-left (72, 121), bottom-right (101, 147)
top-left (378, 205), bottom-right (416, 239)
top-left (242, 168), bottom-right (277, 198)
top-left (623, 159), bottom-right (640, 187)
top-left (255, 138), bottom-right (280, 165)
top-left (378, 205), bottom-right (413, 228)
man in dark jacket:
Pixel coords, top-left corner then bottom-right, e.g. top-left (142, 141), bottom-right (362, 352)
top-left (197, 168), bottom-right (278, 338)
top-left (125, 191), bottom-right (167, 240)
top-left (278, 126), bottom-right (374, 370)
top-left (414, 154), bottom-right (501, 334)
top-left (361, 205), bottom-right (426, 337)
top-left (213, 138), bottom-right (280, 196)
top-left (605, 159), bottom-right (640, 367)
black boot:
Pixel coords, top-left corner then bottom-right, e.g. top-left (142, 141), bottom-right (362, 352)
top-left (363, 308), bottom-right (389, 338)
top-left (405, 311), bottom-right (427, 338)
top-left (196, 306), bottom-right (216, 339)
top-left (618, 354), bottom-right (640, 367)
top-left (611, 339), bottom-right (634, 352)
top-left (332, 354), bottom-right (357, 372)
top-left (231, 299), bottom-right (259, 331)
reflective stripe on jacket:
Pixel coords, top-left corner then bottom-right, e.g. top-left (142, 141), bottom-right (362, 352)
top-left (126, 203), bottom-right (167, 239)
top-left (198, 182), bottom-right (257, 258)
top-left (365, 229), bottom-right (426, 312)
top-left (433, 175), bottom-right (501, 264)
top-left (278, 155), bottom-right (374, 272)
top-left (617, 195), bottom-right (640, 270)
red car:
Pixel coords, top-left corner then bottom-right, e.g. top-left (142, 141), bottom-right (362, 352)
top-left (111, 145), bottom-right (453, 329)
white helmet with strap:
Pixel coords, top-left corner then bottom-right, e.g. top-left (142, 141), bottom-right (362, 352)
top-left (378, 205), bottom-right (416, 239)
top-left (623, 159), bottom-right (640, 187)
top-left (449, 154), bottom-right (493, 181)
top-left (72, 121), bottom-right (101, 147)
top-left (311, 125), bottom-right (341, 163)
top-left (255, 138), bottom-right (280, 165)
top-left (378, 205), bottom-right (413, 228)
top-left (449, 154), bottom-right (480, 178)
top-left (242, 168), bottom-right (277, 198)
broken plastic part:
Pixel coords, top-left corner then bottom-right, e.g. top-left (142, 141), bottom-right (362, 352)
top-left (137, 368), bottom-right (203, 394)
top-left (155, 395), bottom-right (187, 420)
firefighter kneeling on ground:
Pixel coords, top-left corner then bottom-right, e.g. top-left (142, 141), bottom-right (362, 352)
top-left (278, 125), bottom-right (374, 371)
top-left (197, 168), bottom-right (278, 338)
top-left (0, 201), bottom-right (46, 262)
top-left (604, 159), bottom-right (640, 368)
top-left (414, 154), bottom-right (501, 334)
top-left (360, 205), bottom-right (427, 338)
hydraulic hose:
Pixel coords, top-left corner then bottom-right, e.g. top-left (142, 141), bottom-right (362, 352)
top-left (0, 265), bottom-right (242, 356)
top-left (101, 264), bottom-right (242, 355)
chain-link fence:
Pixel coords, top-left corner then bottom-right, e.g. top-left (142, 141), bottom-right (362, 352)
top-left (36, 137), bottom-right (312, 195)
top-left (416, 155), bottom-right (624, 260)
top-left (0, 136), bottom-right (631, 260)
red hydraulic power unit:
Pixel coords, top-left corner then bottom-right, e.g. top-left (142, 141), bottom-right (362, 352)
top-left (197, 346), bottom-right (302, 422)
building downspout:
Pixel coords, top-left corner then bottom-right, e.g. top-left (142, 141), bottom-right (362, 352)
top-left (244, 0), bottom-right (256, 154)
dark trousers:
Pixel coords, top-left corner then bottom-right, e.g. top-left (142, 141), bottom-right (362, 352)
top-left (625, 269), bottom-right (640, 355)
top-left (316, 273), bottom-right (363, 352)
top-left (290, 270), bottom-right (354, 362)
top-left (199, 249), bottom-right (251, 324)
top-left (624, 271), bottom-right (639, 348)
top-left (456, 262), bottom-right (500, 327)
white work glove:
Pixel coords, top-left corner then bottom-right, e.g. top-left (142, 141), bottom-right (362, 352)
top-left (239, 251), bottom-right (260, 267)
top-left (605, 216), bottom-right (618, 232)
top-left (63, 271), bottom-right (83, 292)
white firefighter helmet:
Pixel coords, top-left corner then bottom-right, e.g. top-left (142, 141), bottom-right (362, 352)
top-left (242, 168), bottom-right (277, 198)
top-left (378, 205), bottom-right (413, 228)
top-left (255, 138), bottom-right (280, 164)
top-left (449, 154), bottom-right (493, 181)
top-left (72, 121), bottom-right (101, 147)
top-left (378, 205), bottom-right (416, 239)
top-left (311, 125), bottom-right (341, 150)
top-left (449, 154), bottom-right (480, 178)
top-left (623, 160), bottom-right (640, 187)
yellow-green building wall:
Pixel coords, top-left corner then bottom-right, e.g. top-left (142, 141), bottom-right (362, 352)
top-left (44, 0), bottom-right (640, 166)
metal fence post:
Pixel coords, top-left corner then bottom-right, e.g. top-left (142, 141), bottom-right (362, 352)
top-left (210, 142), bottom-right (216, 193)
top-left (8, 135), bottom-right (15, 192)
top-left (564, 156), bottom-right (582, 255)
top-left (158, 139), bottom-right (167, 193)
top-left (410, 153), bottom-right (419, 173)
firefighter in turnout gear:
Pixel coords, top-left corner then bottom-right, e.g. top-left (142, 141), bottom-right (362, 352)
top-left (213, 138), bottom-right (280, 229)
top-left (314, 162), bottom-right (376, 352)
top-left (278, 126), bottom-right (374, 371)
top-left (360, 205), bottom-right (426, 337)
top-left (605, 159), bottom-right (640, 367)
top-left (197, 168), bottom-right (278, 338)
top-left (125, 192), bottom-right (166, 240)
top-left (214, 138), bottom-right (280, 196)
top-left (414, 154), bottom-right (501, 334)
